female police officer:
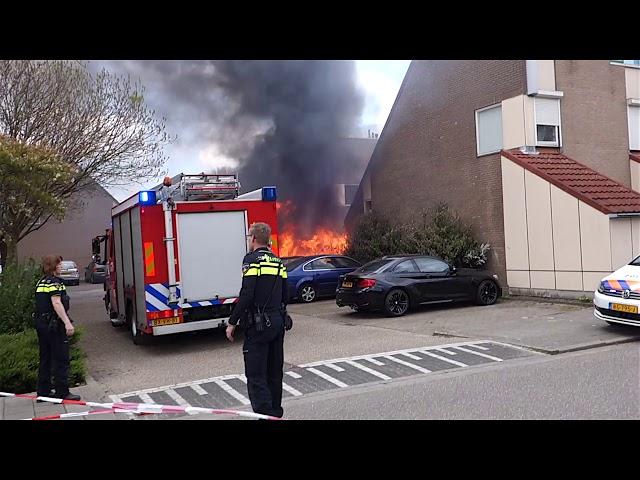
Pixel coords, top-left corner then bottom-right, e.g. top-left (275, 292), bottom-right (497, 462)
top-left (34, 254), bottom-right (80, 401)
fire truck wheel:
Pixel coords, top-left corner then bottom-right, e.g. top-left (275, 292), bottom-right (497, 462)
top-left (127, 302), bottom-right (146, 345)
top-left (298, 283), bottom-right (317, 303)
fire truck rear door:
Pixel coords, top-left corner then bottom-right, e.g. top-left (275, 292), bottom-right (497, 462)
top-left (176, 210), bottom-right (247, 302)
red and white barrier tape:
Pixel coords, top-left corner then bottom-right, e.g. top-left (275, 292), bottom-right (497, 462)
top-left (0, 392), bottom-right (282, 421)
top-left (25, 408), bottom-right (152, 421)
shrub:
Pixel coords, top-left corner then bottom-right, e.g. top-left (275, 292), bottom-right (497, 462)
top-left (0, 326), bottom-right (85, 394)
top-left (345, 204), bottom-right (490, 268)
top-left (0, 260), bottom-right (42, 334)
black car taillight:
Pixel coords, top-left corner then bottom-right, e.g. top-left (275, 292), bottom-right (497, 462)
top-left (357, 278), bottom-right (376, 289)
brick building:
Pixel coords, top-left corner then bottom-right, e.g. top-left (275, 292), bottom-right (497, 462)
top-left (346, 60), bottom-right (640, 297)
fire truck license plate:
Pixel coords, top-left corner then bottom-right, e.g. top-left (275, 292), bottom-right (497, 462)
top-left (610, 303), bottom-right (638, 314)
top-left (152, 317), bottom-right (181, 327)
top-left (342, 281), bottom-right (353, 288)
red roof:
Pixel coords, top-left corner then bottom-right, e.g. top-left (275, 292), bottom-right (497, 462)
top-left (501, 148), bottom-right (640, 215)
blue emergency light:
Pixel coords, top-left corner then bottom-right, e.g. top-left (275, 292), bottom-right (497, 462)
top-left (138, 190), bottom-right (157, 205)
top-left (262, 186), bottom-right (277, 201)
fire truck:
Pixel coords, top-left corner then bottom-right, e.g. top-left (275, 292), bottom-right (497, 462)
top-left (99, 173), bottom-right (279, 344)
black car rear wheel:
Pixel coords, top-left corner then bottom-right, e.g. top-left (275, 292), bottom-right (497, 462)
top-left (384, 289), bottom-right (410, 317)
top-left (476, 280), bottom-right (499, 306)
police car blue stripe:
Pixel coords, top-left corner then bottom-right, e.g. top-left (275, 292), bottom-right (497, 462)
top-left (618, 280), bottom-right (631, 291)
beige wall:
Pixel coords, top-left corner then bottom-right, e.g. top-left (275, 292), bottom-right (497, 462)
top-left (526, 60), bottom-right (557, 94)
top-left (501, 155), bottom-right (640, 293)
top-left (19, 185), bottom-right (116, 270)
top-left (631, 160), bottom-right (640, 192)
top-left (502, 96), bottom-right (526, 150)
top-left (579, 202), bottom-right (611, 272)
top-left (626, 67), bottom-right (640, 100)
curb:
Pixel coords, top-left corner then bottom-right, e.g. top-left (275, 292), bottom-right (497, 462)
top-left (433, 330), bottom-right (640, 355)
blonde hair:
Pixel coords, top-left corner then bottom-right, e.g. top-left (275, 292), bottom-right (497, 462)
top-left (250, 222), bottom-right (271, 245)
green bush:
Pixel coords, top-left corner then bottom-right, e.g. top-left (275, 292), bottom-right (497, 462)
top-left (0, 326), bottom-right (85, 394)
top-left (345, 204), bottom-right (490, 268)
top-left (0, 260), bottom-right (42, 334)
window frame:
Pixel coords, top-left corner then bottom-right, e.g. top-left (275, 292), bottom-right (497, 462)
top-left (391, 259), bottom-right (420, 274)
top-left (413, 256), bottom-right (450, 274)
top-left (475, 103), bottom-right (503, 157)
top-left (534, 97), bottom-right (562, 148)
top-left (629, 104), bottom-right (640, 151)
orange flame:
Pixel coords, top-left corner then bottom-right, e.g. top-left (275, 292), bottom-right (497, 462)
top-left (279, 228), bottom-right (348, 257)
top-left (276, 200), bottom-right (348, 257)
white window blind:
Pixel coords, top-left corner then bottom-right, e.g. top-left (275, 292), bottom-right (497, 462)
top-left (476, 105), bottom-right (502, 156)
top-left (535, 97), bottom-right (561, 146)
top-left (630, 105), bottom-right (640, 151)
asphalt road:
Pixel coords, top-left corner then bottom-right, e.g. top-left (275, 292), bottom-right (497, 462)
top-left (279, 343), bottom-right (640, 420)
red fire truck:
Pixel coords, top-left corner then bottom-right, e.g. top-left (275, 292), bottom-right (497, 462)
top-left (100, 174), bottom-right (279, 344)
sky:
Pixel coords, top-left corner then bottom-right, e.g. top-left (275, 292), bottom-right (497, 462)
top-left (101, 60), bottom-right (411, 202)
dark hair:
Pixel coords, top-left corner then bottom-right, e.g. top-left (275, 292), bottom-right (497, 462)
top-left (41, 254), bottom-right (62, 276)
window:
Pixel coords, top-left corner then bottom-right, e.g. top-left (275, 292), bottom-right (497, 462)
top-left (392, 260), bottom-right (419, 273)
top-left (629, 105), bottom-right (640, 151)
top-left (344, 185), bottom-right (358, 207)
top-left (413, 257), bottom-right (450, 274)
top-left (306, 258), bottom-right (337, 270)
top-left (475, 104), bottom-right (503, 156)
top-left (331, 257), bottom-right (361, 269)
top-left (611, 60), bottom-right (640, 67)
top-left (534, 97), bottom-right (561, 147)
top-left (364, 200), bottom-right (372, 214)
top-left (357, 259), bottom-right (393, 273)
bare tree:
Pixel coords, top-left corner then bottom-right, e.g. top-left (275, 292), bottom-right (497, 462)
top-left (0, 60), bottom-right (173, 257)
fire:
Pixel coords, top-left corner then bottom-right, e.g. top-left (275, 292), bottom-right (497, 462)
top-left (276, 200), bottom-right (348, 257)
top-left (279, 228), bottom-right (348, 257)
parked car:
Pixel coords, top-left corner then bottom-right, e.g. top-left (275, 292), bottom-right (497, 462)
top-left (59, 260), bottom-right (80, 286)
top-left (593, 256), bottom-right (640, 327)
top-left (283, 255), bottom-right (362, 303)
top-left (84, 258), bottom-right (107, 284)
top-left (336, 255), bottom-right (502, 317)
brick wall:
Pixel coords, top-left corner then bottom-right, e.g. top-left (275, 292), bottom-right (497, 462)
top-left (363, 60), bottom-right (527, 281)
top-left (555, 60), bottom-right (630, 186)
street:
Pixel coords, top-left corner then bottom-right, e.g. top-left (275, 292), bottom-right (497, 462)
top-left (51, 283), bottom-right (640, 419)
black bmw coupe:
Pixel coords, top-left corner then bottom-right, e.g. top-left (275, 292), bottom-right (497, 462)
top-left (336, 255), bottom-right (502, 317)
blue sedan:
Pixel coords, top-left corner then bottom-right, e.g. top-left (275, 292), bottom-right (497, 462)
top-left (283, 255), bottom-right (362, 303)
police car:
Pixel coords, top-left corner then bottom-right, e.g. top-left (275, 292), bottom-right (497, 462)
top-left (594, 256), bottom-right (640, 327)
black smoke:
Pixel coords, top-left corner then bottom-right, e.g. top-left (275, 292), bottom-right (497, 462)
top-left (94, 60), bottom-right (365, 235)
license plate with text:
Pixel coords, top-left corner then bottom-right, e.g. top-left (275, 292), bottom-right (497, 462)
top-left (610, 303), bottom-right (638, 314)
top-left (152, 317), bottom-right (181, 326)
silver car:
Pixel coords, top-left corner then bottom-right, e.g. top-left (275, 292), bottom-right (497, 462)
top-left (59, 260), bottom-right (80, 286)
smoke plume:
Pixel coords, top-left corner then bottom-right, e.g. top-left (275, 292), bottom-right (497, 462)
top-left (94, 60), bottom-right (366, 234)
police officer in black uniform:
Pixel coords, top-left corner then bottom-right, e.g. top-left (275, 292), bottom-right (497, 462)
top-left (34, 254), bottom-right (80, 401)
top-left (226, 222), bottom-right (292, 418)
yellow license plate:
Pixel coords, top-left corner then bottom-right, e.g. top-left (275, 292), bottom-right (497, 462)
top-left (610, 303), bottom-right (638, 314)
top-left (342, 281), bottom-right (353, 288)
top-left (152, 317), bottom-right (181, 327)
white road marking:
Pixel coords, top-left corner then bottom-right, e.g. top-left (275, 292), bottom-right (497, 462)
top-left (190, 384), bottom-right (208, 396)
top-left (466, 343), bottom-right (490, 351)
top-left (384, 355), bottom-right (431, 374)
top-left (420, 350), bottom-right (468, 368)
top-left (285, 371), bottom-right (302, 379)
top-left (345, 360), bottom-right (391, 380)
top-left (451, 346), bottom-right (503, 362)
top-left (281, 382), bottom-right (303, 397)
top-left (398, 352), bottom-right (422, 360)
top-left (237, 375), bottom-right (248, 383)
top-left (306, 368), bottom-right (348, 388)
top-left (363, 357), bottom-right (385, 366)
top-left (434, 347), bottom-right (457, 355)
top-left (138, 393), bottom-right (155, 404)
top-left (324, 363), bottom-right (346, 372)
top-left (212, 379), bottom-right (251, 405)
top-left (165, 388), bottom-right (197, 415)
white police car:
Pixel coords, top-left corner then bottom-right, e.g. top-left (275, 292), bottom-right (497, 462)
top-left (594, 257), bottom-right (640, 327)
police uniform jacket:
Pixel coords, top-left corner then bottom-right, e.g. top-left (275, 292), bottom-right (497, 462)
top-left (35, 275), bottom-right (70, 317)
top-left (228, 247), bottom-right (288, 326)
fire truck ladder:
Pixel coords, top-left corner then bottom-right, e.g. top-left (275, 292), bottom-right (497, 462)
top-left (179, 173), bottom-right (240, 201)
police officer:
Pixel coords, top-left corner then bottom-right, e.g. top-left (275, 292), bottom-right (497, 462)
top-left (226, 222), bottom-right (292, 418)
top-left (34, 254), bottom-right (80, 401)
